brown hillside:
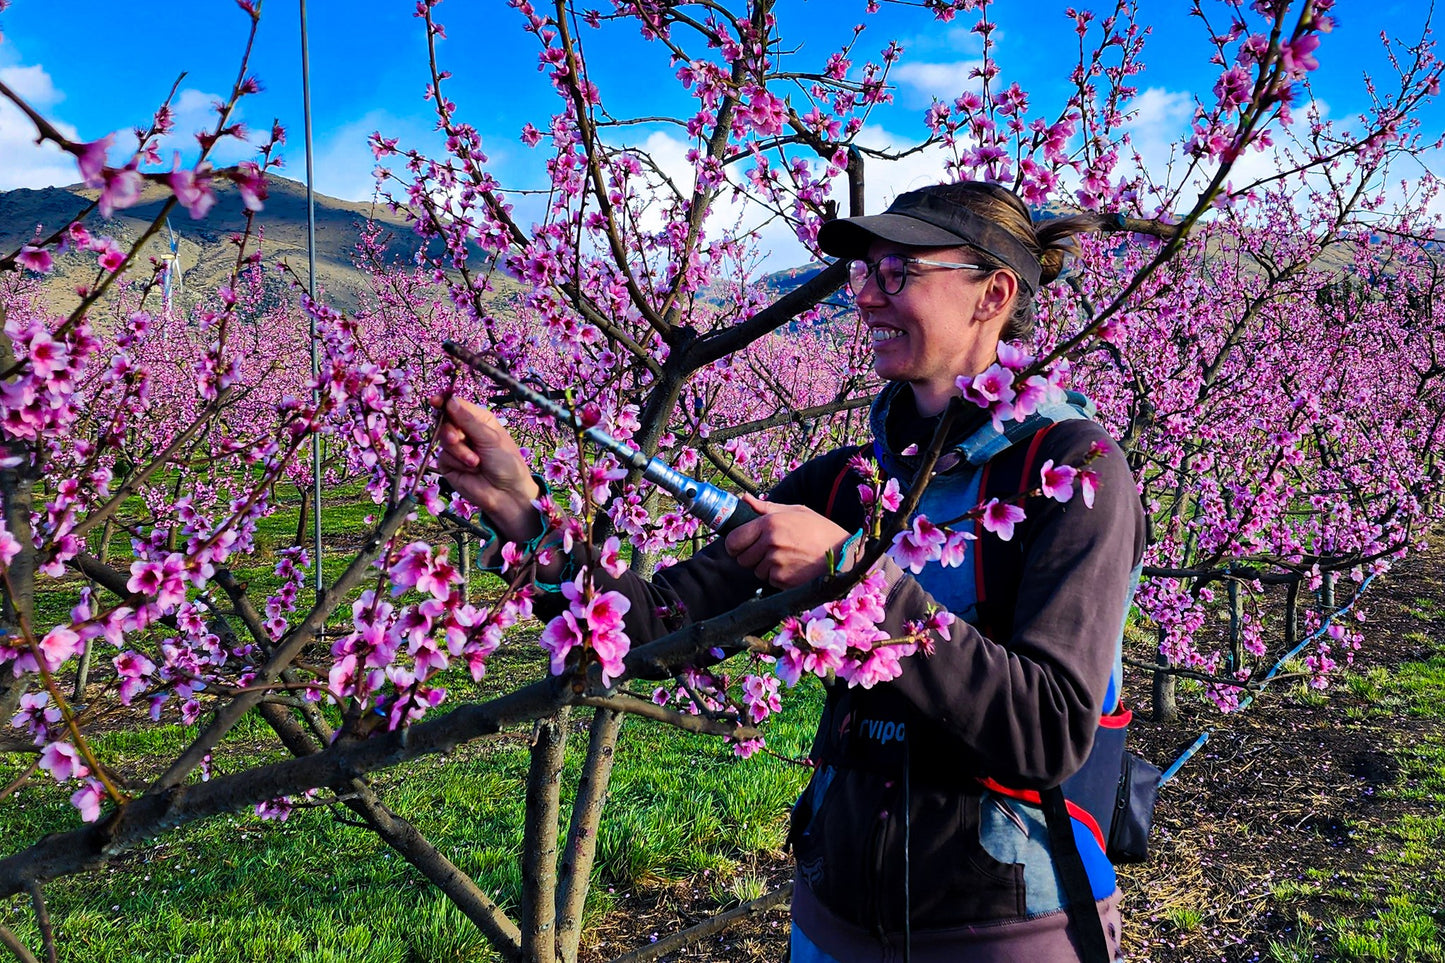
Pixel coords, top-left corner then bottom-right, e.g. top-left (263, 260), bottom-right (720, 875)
top-left (0, 175), bottom-right (504, 315)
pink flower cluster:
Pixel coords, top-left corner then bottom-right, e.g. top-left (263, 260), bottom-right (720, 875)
top-left (954, 341), bottom-right (1070, 431)
top-left (538, 568), bottom-right (632, 686)
top-left (769, 569), bottom-right (942, 691)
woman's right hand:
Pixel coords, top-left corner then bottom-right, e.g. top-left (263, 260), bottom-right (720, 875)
top-left (435, 395), bottom-right (544, 543)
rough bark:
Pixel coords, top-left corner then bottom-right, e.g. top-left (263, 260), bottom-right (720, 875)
top-left (1152, 626), bottom-right (1178, 723)
top-left (521, 709), bottom-right (570, 963)
top-left (556, 708), bottom-right (625, 963)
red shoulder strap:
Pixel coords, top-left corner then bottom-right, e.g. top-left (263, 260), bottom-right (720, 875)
top-left (973, 422), bottom-right (1059, 610)
top-left (825, 442), bottom-right (871, 517)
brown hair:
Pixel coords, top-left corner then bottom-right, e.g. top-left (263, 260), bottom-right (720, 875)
top-left (924, 182), bottom-right (1113, 342)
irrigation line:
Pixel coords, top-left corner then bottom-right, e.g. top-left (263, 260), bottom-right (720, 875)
top-left (1158, 572), bottom-right (1378, 785)
top-left (299, 0), bottom-right (324, 600)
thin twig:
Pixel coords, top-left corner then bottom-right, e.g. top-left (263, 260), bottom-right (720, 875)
top-left (25, 882), bottom-right (55, 963)
top-left (606, 883), bottom-right (793, 963)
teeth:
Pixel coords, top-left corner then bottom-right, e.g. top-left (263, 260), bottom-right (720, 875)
top-left (870, 328), bottom-right (904, 344)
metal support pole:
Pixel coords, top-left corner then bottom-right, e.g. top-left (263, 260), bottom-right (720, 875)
top-left (300, 0), bottom-right (324, 599)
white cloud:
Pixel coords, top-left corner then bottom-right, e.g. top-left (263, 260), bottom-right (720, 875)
top-left (1116, 87), bottom-right (1196, 194)
top-left (890, 60), bottom-right (984, 105)
top-left (849, 123), bottom-right (953, 207)
top-left (0, 61), bottom-right (81, 191)
top-left (308, 110), bottom-right (405, 202)
top-left (0, 63), bottom-right (62, 107)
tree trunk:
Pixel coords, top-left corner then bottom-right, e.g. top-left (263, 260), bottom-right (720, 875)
top-left (73, 517), bottom-right (115, 703)
top-left (1283, 577), bottom-right (1300, 651)
top-left (294, 483), bottom-right (311, 549)
top-left (1152, 627), bottom-right (1177, 723)
top-left (0, 328), bottom-right (36, 725)
top-left (522, 709), bottom-right (570, 963)
top-left (556, 708), bottom-right (625, 963)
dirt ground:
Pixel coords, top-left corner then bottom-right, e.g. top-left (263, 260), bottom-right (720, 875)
top-left (582, 542), bottom-right (1445, 963)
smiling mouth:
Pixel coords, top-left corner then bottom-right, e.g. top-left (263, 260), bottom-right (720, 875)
top-left (869, 328), bottom-right (905, 345)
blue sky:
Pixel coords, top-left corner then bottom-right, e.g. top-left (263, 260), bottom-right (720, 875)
top-left (1, 0), bottom-right (1440, 255)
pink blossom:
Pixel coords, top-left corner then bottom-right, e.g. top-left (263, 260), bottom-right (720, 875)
top-left (1040, 459), bottom-right (1078, 503)
top-left (74, 134), bottom-right (114, 185)
top-left (996, 341), bottom-right (1030, 371)
top-left (38, 625), bottom-right (82, 670)
top-left (0, 524), bottom-right (21, 569)
top-left (114, 651), bottom-right (157, 705)
top-left (590, 624), bottom-right (630, 686)
top-left (97, 243), bottom-right (126, 273)
top-left (836, 645), bottom-right (907, 689)
top-left (956, 363), bottom-right (1016, 421)
top-left (741, 673), bottom-right (781, 724)
top-left (97, 165), bottom-right (144, 217)
top-left (232, 161), bottom-right (267, 211)
top-left (878, 477), bottom-right (903, 512)
top-left (538, 610), bottom-right (584, 676)
top-left (16, 246), bottom-right (53, 273)
top-left (11, 691), bottom-right (61, 736)
top-left (1079, 469), bottom-right (1100, 509)
top-left (732, 737), bottom-right (765, 759)
top-left (388, 542), bottom-right (456, 600)
top-left (1279, 34), bottom-right (1320, 75)
top-left (888, 515), bottom-right (947, 573)
top-left (585, 462), bottom-right (627, 503)
top-left (70, 779), bottom-right (106, 822)
top-left (27, 331), bottom-right (68, 379)
top-left (169, 163), bottom-right (217, 219)
top-left (38, 741), bottom-right (89, 782)
top-left (256, 797), bottom-right (294, 822)
top-left (923, 607), bottom-right (954, 643)
top-left (599, 535), bottom-right (627, 578)
top-left (1012, 375), bottom-right (1055, 418)
top-left (979, 499), bottom-right (1026, 541)
top-left (938, 528), bottom-right (975, 568)
top-left (127, 554), bottom-right (188, 610)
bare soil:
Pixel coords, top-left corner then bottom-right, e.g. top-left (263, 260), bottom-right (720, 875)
top-left (582, 542), bottom-right (1445, 962)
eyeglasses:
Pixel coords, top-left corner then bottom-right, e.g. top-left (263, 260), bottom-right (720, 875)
top-left (846, 254), bottom-right (989, 297)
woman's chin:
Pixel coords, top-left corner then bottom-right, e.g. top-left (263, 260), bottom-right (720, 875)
top-left (871, 357), bottom-right (913, 383)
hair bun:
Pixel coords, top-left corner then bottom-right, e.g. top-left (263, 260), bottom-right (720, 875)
top-left (1035, 213), bottom-right (1114, 286)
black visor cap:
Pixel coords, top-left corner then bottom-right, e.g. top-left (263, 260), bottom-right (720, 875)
top-left (817, 188), bottom-right (1042, 292)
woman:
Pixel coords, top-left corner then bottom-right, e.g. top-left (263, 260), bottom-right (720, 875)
top-left (438, 182), bottom-right (1144, 962)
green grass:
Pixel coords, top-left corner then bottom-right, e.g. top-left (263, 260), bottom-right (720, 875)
top-left (1, 664), bottom-right (822, 962)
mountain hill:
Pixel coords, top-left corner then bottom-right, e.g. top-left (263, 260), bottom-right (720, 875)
top-left (0, 175), bottom-right (448, 315)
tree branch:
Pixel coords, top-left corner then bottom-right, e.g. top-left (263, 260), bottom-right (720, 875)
top-left (0, 923), bottom-right (40, 963)
top-left (148, 496), bottom-right (415, 793)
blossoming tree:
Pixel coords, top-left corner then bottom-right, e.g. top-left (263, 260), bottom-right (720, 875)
top-left (0, 0), bottom-right (1442, 960)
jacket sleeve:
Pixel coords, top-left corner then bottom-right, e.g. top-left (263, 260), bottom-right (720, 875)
top-left (876, 420), bottom-right (1145, 787)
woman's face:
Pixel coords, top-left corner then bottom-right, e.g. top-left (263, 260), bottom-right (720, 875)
top-left (855, 238), bottom-right (1015, 416)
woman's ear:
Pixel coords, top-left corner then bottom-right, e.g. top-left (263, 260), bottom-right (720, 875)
top-left (972, 269), bottom-right (1019, 327)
